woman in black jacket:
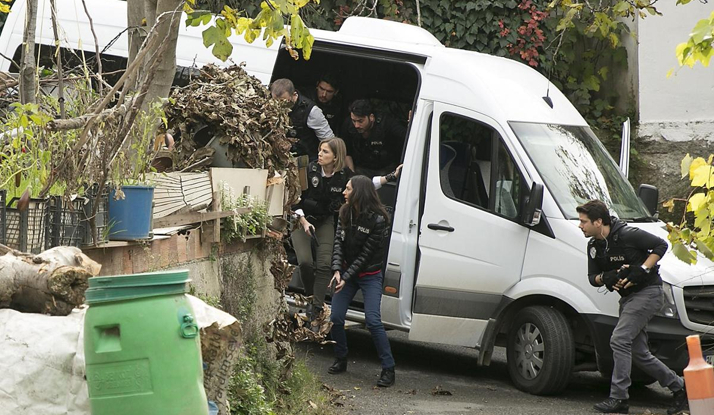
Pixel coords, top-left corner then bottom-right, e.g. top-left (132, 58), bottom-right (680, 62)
top-left (327, 175), bottom-right (396, 387)
top-left (292, 137), bottom-right (351, 322)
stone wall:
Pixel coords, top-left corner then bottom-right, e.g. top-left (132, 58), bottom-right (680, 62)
top-left (84, 229), bottom-right (286, 352)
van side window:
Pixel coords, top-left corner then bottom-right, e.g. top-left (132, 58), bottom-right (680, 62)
top-left (438, 113), bottom-right (523, 219)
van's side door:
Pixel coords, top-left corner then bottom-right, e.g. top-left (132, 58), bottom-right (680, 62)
top-left (409, 103), bottom-right (530, 347)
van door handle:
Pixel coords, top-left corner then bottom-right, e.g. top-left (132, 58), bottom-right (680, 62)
top-left (427, 223), bottom-right (454, 232)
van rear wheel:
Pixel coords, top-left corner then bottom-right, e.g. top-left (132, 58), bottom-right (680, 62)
top-left (506, 306), bottom-right (574, 395)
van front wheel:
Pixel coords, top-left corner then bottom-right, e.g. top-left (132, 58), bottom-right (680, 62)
top-left (506, 306), bottom-right (574, 395)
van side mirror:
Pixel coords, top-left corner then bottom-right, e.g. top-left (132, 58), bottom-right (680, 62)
top-left (637, 184), bottom-right (659, 216)
top-left (523, 182), bottom-right (544, 227)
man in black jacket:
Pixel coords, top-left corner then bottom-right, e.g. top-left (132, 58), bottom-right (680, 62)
top-left (304, 73), bottom-right (343, 135)
top-left (577, 200), bottom-right (687, 415)
top-left (342, 99), bottom-right (406, 176)
top-left (270, 78), bottom-right (334, 160)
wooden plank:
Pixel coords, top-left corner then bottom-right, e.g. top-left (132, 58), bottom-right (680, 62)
top-left (210, 168), bottom-right (268, 201)
top-left (212, 190), bottom-right (221, 243)
top-left (152, 208), bottom-right (250, 228)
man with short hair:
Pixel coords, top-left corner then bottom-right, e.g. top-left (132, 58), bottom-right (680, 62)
top-left (576, 199), bottom-right (687, 415)
top-left (305, 73), bottom-right (342, 135)
top-left (342, 99), bottom-right (406, 176)
top-left (270, 78), bottom-right (334, 160)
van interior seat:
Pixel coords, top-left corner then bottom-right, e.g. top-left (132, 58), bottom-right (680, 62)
top-left (442, 141), bottom-right (472, 200)
top-left (439, 143), bottom-right (457, 198)
top-left (495, 180), bottom-right (518, 218)
top-left (476, 160), bottom-right (491, 196)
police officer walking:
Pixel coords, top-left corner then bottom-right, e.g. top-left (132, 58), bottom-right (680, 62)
top-left (576, 200), bottom-right (688, 415)
top-left (270, 78), bottom-right (334, 161)
top-left (293, 138), bottom-right (351, 322)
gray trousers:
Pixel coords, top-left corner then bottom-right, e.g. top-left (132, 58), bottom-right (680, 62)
top-left (610, 285), bottom-right (684, 399)
top-left (291, 216), bottom-right (334, 309)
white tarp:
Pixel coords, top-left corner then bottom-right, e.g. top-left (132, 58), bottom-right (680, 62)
top-left (0, 296), bottom-right (241, 415)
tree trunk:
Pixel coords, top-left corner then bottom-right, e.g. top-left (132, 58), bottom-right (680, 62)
top-left (126, 0), bottom-right (146, 90)
top-left (127, 0), bottom-right (182, 107)
top-left (0, 245), bottom-right (102, 315)
top-left (19, 0), bottom-right (38, 104)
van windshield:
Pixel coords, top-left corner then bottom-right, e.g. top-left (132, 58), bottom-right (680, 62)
top-left (510, 122), bottom-right (650, 220)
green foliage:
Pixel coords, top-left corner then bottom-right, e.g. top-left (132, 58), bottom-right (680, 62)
top-left (1, 102), bottom-right (69, 199)
top-left (185, 0), bottom-right (317, 62)
top-left (220, 185), bottom-right (271, 242)
top-left (276, 359), bottom-right (334, 415)
top-left (674, 11), bottom-right (714, 70)
top-left (229, 336), bottom-right (335, 415)
top-left (230, 353), bottom-right (276, 415)
top-left (665, 154), bottom-right (714, 265)
top-left (109, 101), bottom-right (165, 188)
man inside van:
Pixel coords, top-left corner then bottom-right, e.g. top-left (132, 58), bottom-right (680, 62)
top-left (304, 73), bottom-right (342, 136)
top-left (270, 78), bottom-right (334, 161)
top-left (576, 200), bottom-right (687, 415)
top-left (342, 99), bottom-right (406, 177)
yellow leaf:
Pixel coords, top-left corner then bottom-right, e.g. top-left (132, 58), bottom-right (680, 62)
top-left (662, 199), bottom-right (675, 213)
top-left (689, 157), bottom-right (707, 180)
top-left (688, 193), bottom-right (706, 212)
top-left (666, 68), bottom-right (674, 78)
top-left (692, 164), bottom-right (714, 188)
top-left (675, 42), bottom-right (689, 66)
top-left (681, 153), bottom-right (693, 179)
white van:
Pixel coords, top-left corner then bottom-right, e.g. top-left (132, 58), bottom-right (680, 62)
top-left (4, 0), bottom-right (712, 395)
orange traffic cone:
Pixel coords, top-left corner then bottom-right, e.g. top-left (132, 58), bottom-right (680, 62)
top-left (684, 334), bottom-right (714, 414)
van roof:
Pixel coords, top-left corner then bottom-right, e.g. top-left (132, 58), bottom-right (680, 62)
top-left (0, 0), bottom-right (586, 125)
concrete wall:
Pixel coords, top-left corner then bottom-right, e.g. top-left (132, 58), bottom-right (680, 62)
top-left (84, 231), bottom-right (282, 334)
top-left (637, 2), bottom-right (714, 140)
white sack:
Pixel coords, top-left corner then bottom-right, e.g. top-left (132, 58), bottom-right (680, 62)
top-left (0, 295), bottom-right (241, 415)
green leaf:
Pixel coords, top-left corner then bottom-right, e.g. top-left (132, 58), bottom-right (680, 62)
top-left (613, 2), bottom-right (629, 15)
top-left (583, 74), bottom-right (600, 91)
top-left (202, 26), bottom-right (233, 61)
top-left (557, 8), bottom-right (578, 32)
top-left (598, 66), bottom-right (609, 80)
top-left (672, 242), bottom-right (696, 265)
top-left (694, 239), bottom-right (714, 260)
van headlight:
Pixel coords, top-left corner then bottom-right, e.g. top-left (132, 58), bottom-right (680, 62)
top-left (657, 282), bottom-right (678, 319)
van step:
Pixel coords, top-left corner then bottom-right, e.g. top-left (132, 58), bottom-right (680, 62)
top-left (344, 320), bottom-right (364, 330)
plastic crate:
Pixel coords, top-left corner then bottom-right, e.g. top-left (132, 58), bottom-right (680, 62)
top-left (82, 184), bottom-right (110, 245)
top-left (5, 197), bottom-right (48, 254)
top-left (46, 195), bottom-right (86, 248)
top-left (0, 189), bottom-right (6, 245)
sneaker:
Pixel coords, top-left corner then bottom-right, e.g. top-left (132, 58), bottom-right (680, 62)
top-left (327, 358), bottom-right (347, 374)
top-left (593, 397), bottom-right (629, 414)
top-left (376, 367), bottom-right (395, 387)
top-left (667, 386), bottom-right (688, 415)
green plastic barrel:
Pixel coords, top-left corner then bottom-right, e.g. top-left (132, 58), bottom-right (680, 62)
top-left (84, 270), bottom-right (209, 415)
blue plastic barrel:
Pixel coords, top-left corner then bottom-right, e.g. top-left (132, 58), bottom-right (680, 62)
top-left (108, 185), bottom-right (154, 240)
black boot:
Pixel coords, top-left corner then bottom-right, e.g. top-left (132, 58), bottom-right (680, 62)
top-left (593, 397), bottom-right (629, 414)
top-left (328, 358), bottom-right (347, 374)
top-left (376, 367), bottom-right (395, 387)
top-left (667, 385), bottom-right (688, 415)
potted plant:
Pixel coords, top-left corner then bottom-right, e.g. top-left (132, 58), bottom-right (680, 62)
top-left (106, 103), bottom-right (164, 241)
